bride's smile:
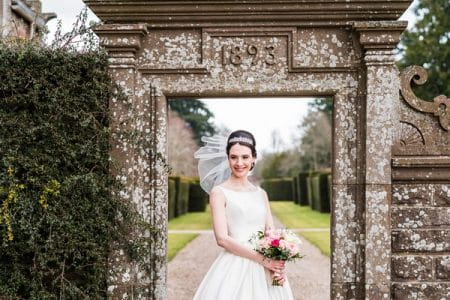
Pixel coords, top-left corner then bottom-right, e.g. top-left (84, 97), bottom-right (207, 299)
top-left (228, 143), bottom-right (255, 178)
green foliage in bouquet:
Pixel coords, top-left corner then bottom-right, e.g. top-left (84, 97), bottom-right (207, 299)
top-left (0, 40), bottom-right (152, 298)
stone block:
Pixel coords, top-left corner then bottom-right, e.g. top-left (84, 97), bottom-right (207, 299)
top-left (365, 65), bottom-right (398, 185)
top-left (391, 255), bottom-right (433, 281)
top-left (331, 282), bottom-right (363, 300)
top-left (392, 230), bottom-right (450, 253)
top-left (392, 184), bottom-right (433, 206)
top-left (391, 207), bottom-right (450, 229)
top-left (332, 91), bottom-right (358, 185)
top-left (365, 185), bottom-right (391, 285)
top-left (331, 184), bottom-right (361, 283)
top-left (365, 283), bottom-right (390, 299)
top-left (392, 283), bottom-right (450, 300)
top-left (435, 256), bottom-right (450, 280)
top-left (434, 184), bottom-right (450, 206)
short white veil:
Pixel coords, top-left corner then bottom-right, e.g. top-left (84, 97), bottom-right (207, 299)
top-left (194, 133), bottom-right (231, 194)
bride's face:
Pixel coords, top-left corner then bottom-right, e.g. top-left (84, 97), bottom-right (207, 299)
top-left (228, 143), bottom-right (255, 178)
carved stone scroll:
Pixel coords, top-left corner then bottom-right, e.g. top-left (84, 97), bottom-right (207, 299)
top-left (400, 65), bottom-right (450, 131)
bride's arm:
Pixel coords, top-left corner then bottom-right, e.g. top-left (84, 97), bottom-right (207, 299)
top-left (262, 189), bottom-right (275, 232)
top-left (209, 187), bottom-right (283, 272)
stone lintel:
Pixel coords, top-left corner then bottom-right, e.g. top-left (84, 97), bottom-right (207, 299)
top-left (353, 21), bottom-right (408, 52)
top-left (84, 0), bottom-right (413, 26)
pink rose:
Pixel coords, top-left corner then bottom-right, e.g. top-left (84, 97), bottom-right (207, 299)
top-left (259, 238), bottom-right (271, 249)
top-left (271, 239), bottom-right (280, 247)
top-left (288, 243), bottom-right (299, 256)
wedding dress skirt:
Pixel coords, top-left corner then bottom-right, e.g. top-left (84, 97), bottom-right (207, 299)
top-left (193, 185), bottom-right (294, 300)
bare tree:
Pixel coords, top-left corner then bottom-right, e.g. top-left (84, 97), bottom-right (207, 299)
top-left (168, 110), bottom-right (199, 177)
top-left (296, 111), bottom-right (332, 171)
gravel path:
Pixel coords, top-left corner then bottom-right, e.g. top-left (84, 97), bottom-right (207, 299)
top-left (167, 216), bottom-right (330, 300)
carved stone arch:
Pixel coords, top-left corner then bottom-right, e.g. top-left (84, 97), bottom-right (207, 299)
top-left (81, 1), bottom-right (450, 299)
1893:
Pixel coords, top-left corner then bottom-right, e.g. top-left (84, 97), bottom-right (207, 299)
top-left (221, 44), bottom-right (276, 66)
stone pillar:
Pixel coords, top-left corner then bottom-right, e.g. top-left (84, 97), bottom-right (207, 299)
top-left (94, 24), bottom-right (155, 298)
top-left (354, 21), bottom-right (407, 299)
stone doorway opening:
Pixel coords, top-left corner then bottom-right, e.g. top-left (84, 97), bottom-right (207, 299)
top-left (165, 96), bottom-right (333, 299)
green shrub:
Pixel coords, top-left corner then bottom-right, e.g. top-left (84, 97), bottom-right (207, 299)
top-left (168, 178), bottom-right (177, 220)
top-left (306, 174), bottom-right (313, 208)
top-left (317, 171), bottom-right (331, 213)
top-left (328, 174), bottom-right (333, 210)
top-left (261, 178), bottom-right (294, 201)
top-left (171, 176), bottom-right (190, 217)
top-left (307, 170), bottom-right (331, 212)
top-left (297, 172), bottom-right (309, 206)
top-left (0, 41), bottom-right (149, 298)
top-left (188, 179), bottom-right (208, 212)
top-left (292, 176), bottom-right (299, 204)
top-left (311, 174), bottom-right (321, 211)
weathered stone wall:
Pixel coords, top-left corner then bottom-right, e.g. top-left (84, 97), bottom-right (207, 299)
top-left (390, 66), bottom-right (450, 299)
top-left (82, 1), bottom-right (450, 299)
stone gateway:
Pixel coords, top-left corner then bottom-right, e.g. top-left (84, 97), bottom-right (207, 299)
top-left (83, 1), bottom-right (450, 299)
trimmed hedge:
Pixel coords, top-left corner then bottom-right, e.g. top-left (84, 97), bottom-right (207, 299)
top-left (310, 173), bottom-right (321, 211)
top-left (261, 178), bottom-right (294, 201)
top-left (168, 178), bottom-right (176, 220)
top-left (306, 172), bottom-right (317, 208)
top-left (168, 176), bottom-right (208, 218)
top-left (0, 42), bottom-right (148, 298)
top-left (188, 179), bottom-right (208, 212)
top-left (306, 170), bottom-right (331, 212)
top-left (292, 176), bottom-right (299, 204)
top-left (297, 172), bottom-right (309, 206)
top-left (170, 176), bottom-right (190, 217)
top-left (316, 170), bottom-right (331, 213)
top-left (328, 174), bottom-right (332, 210)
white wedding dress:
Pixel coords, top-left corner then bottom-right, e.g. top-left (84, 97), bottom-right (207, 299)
top-left (193, 185), bottom-right (294, 300)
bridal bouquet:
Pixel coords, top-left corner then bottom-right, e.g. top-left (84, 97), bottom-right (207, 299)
top-left (248, 229), bottom-right (303, 286)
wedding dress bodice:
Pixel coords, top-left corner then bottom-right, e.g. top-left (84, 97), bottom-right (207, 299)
top-left (217, 185), bottom-right (267, 244)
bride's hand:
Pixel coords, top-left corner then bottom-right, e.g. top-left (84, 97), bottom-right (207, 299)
top-left (271, 271), bottom-right (286, 286)
top-left (261, 257), bottom-right (285, 273)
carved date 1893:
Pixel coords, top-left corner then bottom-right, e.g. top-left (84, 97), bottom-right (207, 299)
top-left (221, 44), bottom-right (276, 66)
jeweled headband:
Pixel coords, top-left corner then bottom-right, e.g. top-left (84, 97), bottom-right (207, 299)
top-left (228, 136), bottom-right (254, 145)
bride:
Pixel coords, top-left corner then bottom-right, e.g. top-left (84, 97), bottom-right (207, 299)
top-left (193, 130), bottom-right (294, 300)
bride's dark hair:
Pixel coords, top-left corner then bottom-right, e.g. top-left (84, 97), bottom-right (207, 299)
top-left (226, 130), bottom-right (257, 170)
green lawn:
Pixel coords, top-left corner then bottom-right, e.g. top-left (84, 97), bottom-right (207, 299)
top-left (168, 205), bottom-right (212, 230)
top-left (167, 202), bottom-right (331, 259)
top-left (300, 231), bottom-right (331, 257)
top-left (167, 206), bottom-right (212, 261)
top-left (270, 201), bottom-right (331, 257)
top-left (270, 201), bottom-right (330, 228)
top-left (167, 233), bottom-right (198, 262)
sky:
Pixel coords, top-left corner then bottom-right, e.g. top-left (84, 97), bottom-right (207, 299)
top-left (41, 0), bottom-right (420, 153)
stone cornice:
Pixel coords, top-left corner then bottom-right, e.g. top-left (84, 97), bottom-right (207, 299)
top-left (353, 21), bottom-right (408, 50)
top-left (94, 24), bottom-right (148, 53)
top-left (392, 156), bottom-right (450, 182)
top-left (94, 24), bottom-right (148, 66)
top-left (84, 0), bottom-right (413, 27)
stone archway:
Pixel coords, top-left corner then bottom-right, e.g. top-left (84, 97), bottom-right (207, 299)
top-left (84, 1), bottom-right (450, 299)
